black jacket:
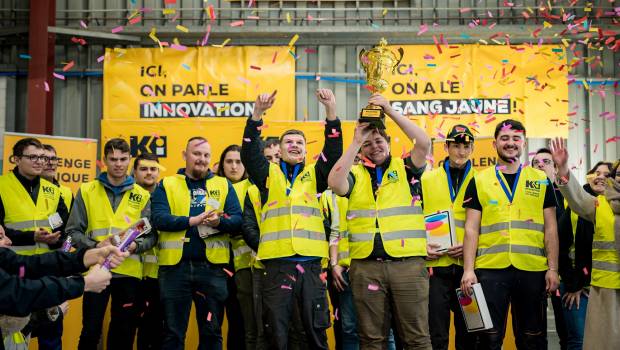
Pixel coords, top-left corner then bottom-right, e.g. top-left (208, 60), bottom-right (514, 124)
top-left (0, 247), bottom-right (87, 318)
top-left (558, 184), bottom-right (595, 293)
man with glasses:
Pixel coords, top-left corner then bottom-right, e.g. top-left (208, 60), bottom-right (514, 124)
top-left (42, 144), bottom-right (74, 211)
top-left (0, 137), bottom-right (70, 350)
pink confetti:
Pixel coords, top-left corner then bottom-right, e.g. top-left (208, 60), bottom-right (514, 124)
top-left (296, 264), bottom-right (305, 274)
top-left (281, 285), bottom-right (292, 290)
top-left (243, 138), bottom-right (251, 142)
top-left (19, 266), bottom-right (25, 278)
top-left (79, 20), bottom-right (88, 29)
top-left (111, 26), bottom-right (124, 34)
top-left (97, 55), bottom-right (105, 63)
top-left (368, 284), bottom-right (379, 291)
top-left (417, 24), bottom-right (428, 36)
top-left (583, 267), bottom-right (589, 275)
top-left (44, 81), bottom-right (49, 92)
top-left (53, 72), bottom-right (65, 80)
top-left (122, 303), bottom-right (133, 308)
top-left (129, 16), bottom-right (142, 25)
top-left (170, 44), bottom-right (187, 51)
top-left (223, 268), bottom-right (234, 277)
top-left (230, 20), bottom-right (245, 27)
top-left (429, 267), bottom-right (434, 276)
top-left (202, 25), bottom-right (212, 46)
top-left (124, 215), bottom-right (131, 224)
top-left (334, 308), bottom-right (339, 320)
top-left (207, 312), bottom-right (212, 321)
top-left (319, 271), bottom-right (328, 282)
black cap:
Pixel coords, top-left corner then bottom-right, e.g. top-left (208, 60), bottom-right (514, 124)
top-left (446, 124), bottom-right (474, 144)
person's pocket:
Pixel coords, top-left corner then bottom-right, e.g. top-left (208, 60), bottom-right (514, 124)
top-left (312, 296), bottom-right (331, 329)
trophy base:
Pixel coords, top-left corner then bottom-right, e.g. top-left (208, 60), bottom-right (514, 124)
top-left (359, 105), bottom-right (386, 129)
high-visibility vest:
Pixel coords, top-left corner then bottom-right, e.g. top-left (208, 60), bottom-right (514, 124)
top-left (59, 184), bottom-right (73, 211)
top-left (231, 179), bottom-right (252, 271)
top-left (0, 172), bottom-right (61, 256)
top-left (158, 174), bottom-right (230, 265)
top-left (81, 180), bottom-right (149, 278)
top-left (475, 166), bottom-right (548, 271)
top-left (347, 158), bottom-right (427, 259)
top-left (591, 196), bottom-right (620, 289)
top-left (568, 210), bottom-right (578, 267)
top-left (246, 185), bottom-right (265, 270)
top-left (257, 162), bottom-right (327, 260)
top-left (421, 162), bottom-right (475, 267)
top-left (321, 190), bottom-right (351, 267)
top-left (142, 247), bottom-right (159, 279)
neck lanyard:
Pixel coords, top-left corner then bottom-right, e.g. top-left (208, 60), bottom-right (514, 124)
top-left (495, 164), bottom-right (522, 203)
top-left (281, 162), bottom-right (300, 196)
top-left (444, 160), bottom-right (471, 203)
top-left (376, 166), bottom-right (384, 186)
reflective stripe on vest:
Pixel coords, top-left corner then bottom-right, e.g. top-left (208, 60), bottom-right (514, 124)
top-left (257, 163), bottom-right (327, 260)
top-left (592, 196), bottom-right (620, 288)
top-left (143, 255), bottom-right (158, 264)
top-left (232, 179), bottom-right (253, 271)
top-left (158, 175), bottom-right (230, 266)
top-left (0, 172), bottom-right (61, 256)
top-left (474, 166), bottom-right (548, 271)
top-left (347, 158), bottom-right (426, 259)
top-left (81, 180), bottom-right (149, 278)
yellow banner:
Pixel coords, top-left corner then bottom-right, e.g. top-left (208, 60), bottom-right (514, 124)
top-left (2, 132), bottom-right (98, 193)
top-left (384, 44), bottom-right (568, 138)
top-left (432, 137), bottom-right (498, 170)
top-left (103, 46), bottom-right (296, 121)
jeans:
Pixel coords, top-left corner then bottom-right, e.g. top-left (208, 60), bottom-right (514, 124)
top-left (159, 260), bottom-right (228, 350)
top-left (137, 277), bottom-right (163, 350)
top-left (226, 270), bottom-right (245, 350)
top-left (261, 259), bottom-right (330, 350)
top-left (560, 283), bottom-right (588, 350)
top-left (350, 258), bottom-right (431, 350)
top-left (476, 267), bottom-right (547, 350)
top-left (428, 265), bottom-right (477, 350)
top-left (235, 268), bottom-right (258, 350)
top-left (78, 276), bottom-right (141, 350)
top-left (338, 270), bottom-right (396, 350)
top-left (26, 309), bottom-right (63, 350)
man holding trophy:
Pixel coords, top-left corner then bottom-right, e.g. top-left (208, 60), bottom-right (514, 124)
top-left (328, 39), bottom-right (432, 349)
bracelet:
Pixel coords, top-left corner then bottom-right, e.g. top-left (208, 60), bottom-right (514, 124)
top-left (548, 268), bottom-right (558, 272)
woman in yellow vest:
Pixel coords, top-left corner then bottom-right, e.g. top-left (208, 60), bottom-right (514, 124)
top-left (553, 137), bottom-right (620, 350)
top-left (216, 144), bottom-right (256, 350)
top-left (461, 120), bottom-right (560, 349)
top-left (240, 89), bottom-right (342, 350)
top-left (329, 93), bottom-right (432, 349)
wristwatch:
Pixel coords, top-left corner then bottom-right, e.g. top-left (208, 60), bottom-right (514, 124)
top-left (329, 261), bottom-right (338, 269)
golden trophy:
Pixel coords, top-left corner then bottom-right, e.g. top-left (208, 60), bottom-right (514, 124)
top-left (359, 38), bottom-right (404, 129)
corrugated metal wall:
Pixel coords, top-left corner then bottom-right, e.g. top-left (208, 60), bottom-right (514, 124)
top-left (0, 0), bottom-right (618, 181)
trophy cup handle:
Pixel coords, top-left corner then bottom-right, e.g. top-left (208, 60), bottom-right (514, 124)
top-left (392, 47), bottom-right (405, 73)
top-left (359, 49), bottom-right (368, 70)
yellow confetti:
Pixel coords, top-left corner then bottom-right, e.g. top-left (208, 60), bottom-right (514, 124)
top-left (128, 10), bottom-right (140, 20)
top-left (589, 27), bottom-right (599, 32)
top-left (527, 7), bottom-right (534, 14)
top-left (212, 38), bottom-right (231, 48)
top-left (149, 27), bottom-right (159, 43)
top-left (176, 25), bottom-right (189, 33)
top-left (163, 8), bottom-right (175, 15)
top-left (478, 39), bottom-right (488, 45)
top-left (382, 9), bottom-right (388, 16)
top-left (543, 21), bottom-right (552, 28)
top-left (582, 80), bottom-right (589, 90)
top-left (288, 34), bottom-right (299, 48)
top-left (173, 38), bottom-right (180, 46)
top-left (113, 48), bottom-right (127, 55)
top-left (561, 38), bottom-right (570, 47)
top-left (286, 12), bottom-right (291, 23)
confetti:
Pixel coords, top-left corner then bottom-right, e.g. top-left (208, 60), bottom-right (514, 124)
top-left (281, 284), bottom-right (292, 290)
top-left (429, 267), bottom-right (434, 277)
top-left (53, 72), bottom-right (65, 80)
top-left (230, 20), bottom-right (245, 27)
top-left (288, 34), bottom-right (299, 48)
top-left (111, 26), bottom-right (124, 34)
top-left (19, 265), bottom-right (24, 278)
top-left (62, 61), bottom-right (75, 72)
top-left (295, 264), bottom-right (305, 274)
top-left (368, 284), bottom-right (379, 291)
top-left (122, 303), bottom-right (134, 308)
top-left (207, 312), bottom-right (212, 321)
top-left (182, 63), bottom-right (191, 71)
top-left (19, 54), bottom-right (31, 60)
top-left (176, 25), bottom-right (189, 33)
top-left (79, 20), bottom-right (88, 29)
top-left (223, 268), bottom-right (234, 277)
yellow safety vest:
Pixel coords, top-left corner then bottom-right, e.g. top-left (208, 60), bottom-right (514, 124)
top-left (231, 179), bottom-right (252, 271)
top-left (591, 196), bottom-right (620, 289)
top-left (3, 331), bottom-right (27, 350)
top-left (321, 190), bottom-right (351, 267)
top-left (246, 185), bottom-right (265, 270)
top-left (258, 162), bottom-right (327, 260)
top-left (347, 158), bottom-right (427, 259)
top-left (568, 210), bottom-right (578, 267)
top-left (475, 166), bottom-right (548, 271)
top-left (142, 247), bottom-right (159, 279)
top-left (421, 162), bottom-right (475, 267)
top-left (0, 172), bottom-right (61, 255)
top-left (59, 184), bottom-right (73, 211)
top-left (81, 180), bottom-right (149, 278)
top-left (158, 174), bottom-right (230, 265)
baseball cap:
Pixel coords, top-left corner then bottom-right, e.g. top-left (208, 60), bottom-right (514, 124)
top-left (446, 124), bottom-right (474, 144)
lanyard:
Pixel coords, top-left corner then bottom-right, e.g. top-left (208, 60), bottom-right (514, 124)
top-left (376, 166), bottom-right (384, 186)
top-left (444, 160), bottom-right (471, 203)
top-left (281, 162), bottom-right (300, 196)
top-left (495, 164), bottom-right (522, 203)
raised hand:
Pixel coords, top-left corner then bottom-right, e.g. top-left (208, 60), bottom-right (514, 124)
top-left (353, 122), bottom-right (374, 145)
top-left (550, 137), bottom-right (569, 178)
top-left (368, 93), bottom-right (392, 113)
top-left (315, 88), bottom-right (336, 120)
top-left (252, 91), bottom-right (277, 121)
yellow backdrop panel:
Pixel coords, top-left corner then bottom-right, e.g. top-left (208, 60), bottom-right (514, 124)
top-left (2, 132), bottom-right (98, 193)
top-left (103, 46), bottom-right (296, 121)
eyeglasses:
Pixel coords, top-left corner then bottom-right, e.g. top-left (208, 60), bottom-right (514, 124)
top-left (47, 157), bottom-right (59, 164)
top-left (532, 159), bottom-right (553, 166)
top-left (20, 154), bottom-right (49, 163)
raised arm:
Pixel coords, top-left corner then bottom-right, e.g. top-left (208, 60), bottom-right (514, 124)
top-left (328, 123), bottom-right (374, 196)
top-left (314, 89), bottom-right (343, 193)
top-left (369, 93), bottom-right (431, 168)
top-left (240, 92), bottom-right (277, 192)
top-left (551, 137), bottom-right (597, 222)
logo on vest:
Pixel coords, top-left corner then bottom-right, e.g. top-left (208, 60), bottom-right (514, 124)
top-left (128, 192), bottom-right (143, 209)
top-left (41, 185), bottom-right (55, 199)
top-left (386, 170), bottom-right (399, 183)
top-left (524, 180), bottom-right (541, 197)
top-left (299, 172), bottom-right (311, 183)
top-left (209, 189), bottom-right (221, 200)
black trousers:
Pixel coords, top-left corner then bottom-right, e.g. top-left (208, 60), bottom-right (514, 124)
top-left (261, 259), bottom-right (330, 350)
top-left (78, 276), bottom-right (141, 350)
top-left (476, 267), bottom-right (547, 350)
top-left (137, 277), bottom-right (164, 350)
top-left (226, 268), bottom-right (246, 350)
top-left (428, 265), bottom-right (477, 350)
